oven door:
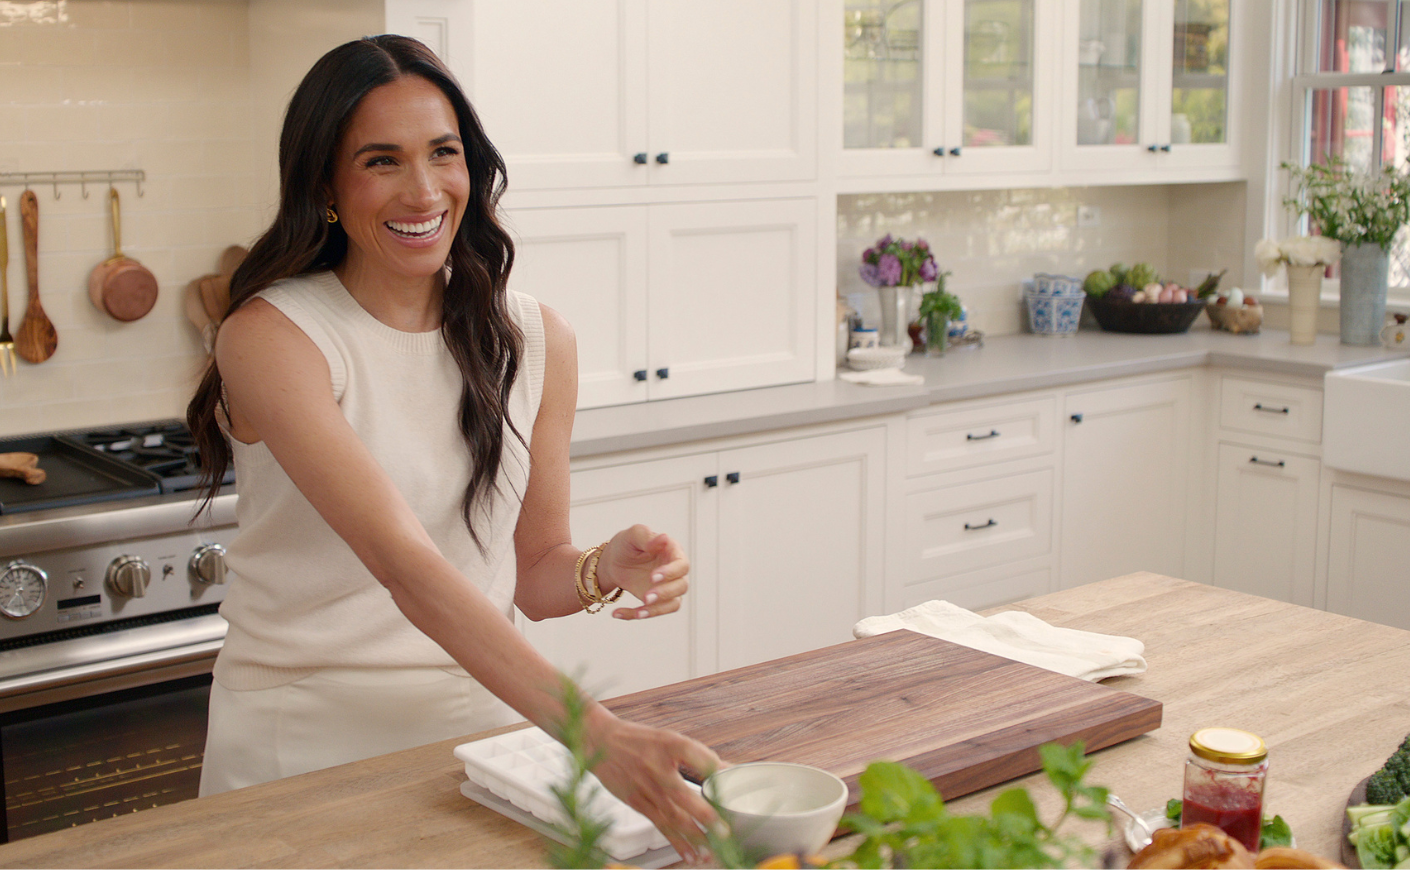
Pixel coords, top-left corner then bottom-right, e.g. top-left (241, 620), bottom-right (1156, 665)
top-left (0, 613), bottom-right (225, 843)
top-left (0, 673), bottom-right (212, 842)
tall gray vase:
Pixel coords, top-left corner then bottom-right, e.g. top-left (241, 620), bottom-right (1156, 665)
top-left (1339, 242), bottom-right (1389, 346)
top-left (877, 285), bottom-right (911, 348)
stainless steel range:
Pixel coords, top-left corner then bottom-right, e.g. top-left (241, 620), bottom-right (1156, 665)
top-left (0, 420), bottom-right (237, 842)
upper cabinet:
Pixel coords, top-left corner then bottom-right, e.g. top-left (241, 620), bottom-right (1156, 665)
top-left (838, 0), bottom-right (1057, 186)
top-left (404, 0), bottom-right (817, 191)
top-left (1059, 0), bottom-right (1240, 178)
top-left (831, 0), bottom-right (1245, 191)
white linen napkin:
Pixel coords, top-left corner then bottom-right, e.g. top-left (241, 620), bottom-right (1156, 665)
top-left (839, 368), bottom-right (925, 386)
top-left (852, 599), bottom-right (1146, 682)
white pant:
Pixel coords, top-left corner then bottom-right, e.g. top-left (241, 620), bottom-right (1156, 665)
top-left (198, 667), bottom-right (519, 796)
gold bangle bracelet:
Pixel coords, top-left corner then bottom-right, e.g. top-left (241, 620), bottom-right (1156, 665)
top-left (573, 542), bottom-right (620, 614)
top-left (585, 541), bottom-right (624, 606)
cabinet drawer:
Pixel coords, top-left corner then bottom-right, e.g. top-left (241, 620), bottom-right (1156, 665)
top-left (1219, 377), bottom-right (1323, 444)
top-left (903, 469), bottom-right (1053, 582)
top-left (906, 397), bottom-right (1056, 477)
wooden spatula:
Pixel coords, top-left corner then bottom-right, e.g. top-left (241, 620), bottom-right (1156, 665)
top-left (16, 191), bottom-right (57, 364)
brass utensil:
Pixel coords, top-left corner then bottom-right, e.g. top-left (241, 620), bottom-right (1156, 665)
top-left (15, 190), bottom-right (57, 364)
top-left (0, 195), bottom-right (15, 375)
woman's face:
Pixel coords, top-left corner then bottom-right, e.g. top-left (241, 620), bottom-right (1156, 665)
top-left (330, 75), bottom-right (470, 290)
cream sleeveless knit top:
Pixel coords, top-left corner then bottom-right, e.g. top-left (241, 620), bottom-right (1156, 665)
top-left (214, 271), bottom-right (545, 690)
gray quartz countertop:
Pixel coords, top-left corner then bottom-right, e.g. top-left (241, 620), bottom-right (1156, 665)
top-left (569, 324), bottom-right (1407, 458)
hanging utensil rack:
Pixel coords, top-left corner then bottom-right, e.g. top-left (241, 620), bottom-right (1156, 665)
top-left (0, 170), bottom-right (146, 200)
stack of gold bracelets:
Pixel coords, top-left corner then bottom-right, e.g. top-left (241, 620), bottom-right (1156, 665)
top-left (574, 541), bottom-right (624, 614)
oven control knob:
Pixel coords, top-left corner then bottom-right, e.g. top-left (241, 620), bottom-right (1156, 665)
top-left (189, 544), bottom-right (228, 585)
top-left (106, 555), bottom-right (151, 599)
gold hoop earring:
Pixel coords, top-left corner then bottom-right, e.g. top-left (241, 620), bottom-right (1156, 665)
top-left (326, 205), bottom-right (338, 224)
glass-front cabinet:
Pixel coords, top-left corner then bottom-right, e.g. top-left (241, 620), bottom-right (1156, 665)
top-left (839, 0), bottom-right (1056, 184)
top-left (1061, 0), bottom-right (1237, 174)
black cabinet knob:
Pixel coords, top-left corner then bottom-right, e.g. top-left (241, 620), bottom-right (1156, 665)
top-left (1147, 144), bottom-right (1159, 152)
top-left (704, 475), bottom-right (718, 488)
top-left (655, 152), bottom-right (669, 164)
top-left (726, 472), bottom-right (741, 484)
top-left (656, 367), bottom-right (669, 379)
top-left (1070, 413), bottom-right (1083, 423)
top-left (932, 147), bottom-right (947, 157)
top-left (633, 152), bottom-right (648, 164)
top-left (949, 146), bottom-right (961, 156)
top-left (1159, 144), bottom-right (1172, 153)
top-left (633, 370), bottom-right (647, 381)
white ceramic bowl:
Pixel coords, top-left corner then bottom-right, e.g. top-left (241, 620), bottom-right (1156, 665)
top-left (704, 762), bottom-right (848, 858)
top-left (847, 345), bottom-right (907, 371)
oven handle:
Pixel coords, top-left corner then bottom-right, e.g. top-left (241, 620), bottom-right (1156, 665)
top-left (0, 640), bottom-right (222, 704)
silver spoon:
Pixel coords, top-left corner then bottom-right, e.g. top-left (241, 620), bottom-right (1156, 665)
top-left (1107, 794), bottom-right (1156, 850)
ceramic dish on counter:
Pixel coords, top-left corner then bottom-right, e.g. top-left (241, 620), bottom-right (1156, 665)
top-left (847, 345), bottom-right (908, 371)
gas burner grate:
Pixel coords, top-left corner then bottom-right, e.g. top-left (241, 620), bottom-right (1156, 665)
top-left (67, 422), bottom-right (231, 493)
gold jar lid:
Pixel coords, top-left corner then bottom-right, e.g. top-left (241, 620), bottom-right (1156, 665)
top-left (1189, 728), bottom-right (1267, 765)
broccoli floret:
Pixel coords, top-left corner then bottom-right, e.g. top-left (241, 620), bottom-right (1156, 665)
top-left (1388, 752), bottom-right (1410, 795)
top-left (1370, 768), bottom-right (1406, 806)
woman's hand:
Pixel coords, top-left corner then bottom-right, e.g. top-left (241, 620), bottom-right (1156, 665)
top-left (583, 706), bottom-right (721, 863)
top-left (598, 525), bottom-right (689, 620)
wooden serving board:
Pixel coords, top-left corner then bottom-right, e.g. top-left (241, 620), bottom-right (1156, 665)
top-left (605, 631), bottom-right (1162, 807)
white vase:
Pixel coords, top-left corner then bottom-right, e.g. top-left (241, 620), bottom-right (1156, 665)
top-left (1284, 264), bottom-right (1323, 346)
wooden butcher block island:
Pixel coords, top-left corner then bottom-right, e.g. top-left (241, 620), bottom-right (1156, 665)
top-left (3, 572), bottom-right (1409, 868)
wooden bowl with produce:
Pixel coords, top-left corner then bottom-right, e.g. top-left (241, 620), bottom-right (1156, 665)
top-left (1083, 263), bottom-right (1212, 335)
top-left (1205, 288), bottom-right (1263, 334)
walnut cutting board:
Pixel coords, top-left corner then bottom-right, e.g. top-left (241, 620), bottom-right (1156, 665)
top-left (605, 631), bottom-right (1162, 806)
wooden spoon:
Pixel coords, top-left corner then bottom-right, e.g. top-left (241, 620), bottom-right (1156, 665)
top-left (15, 191), bottom-right (57, 364)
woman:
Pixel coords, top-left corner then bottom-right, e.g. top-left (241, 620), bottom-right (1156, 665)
top-left (187, 34), bottom-right (719, 859)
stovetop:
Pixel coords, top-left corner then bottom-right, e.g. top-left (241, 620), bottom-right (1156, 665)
top-left (0, 420), bottom-right (234, 516)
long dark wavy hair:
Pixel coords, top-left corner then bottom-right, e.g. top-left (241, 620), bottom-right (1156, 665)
top-left (187, 35), bottom-right (521, 548)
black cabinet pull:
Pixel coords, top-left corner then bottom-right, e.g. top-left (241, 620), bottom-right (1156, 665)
top-left (966, 429), bottom-right (1000, 441)
top-left (1159, 144), bottom-right (1172, 152)
top-left (1253, 403), bottom-right (1290, 415)
top-left (1249, 456), bottom-right (1287, 468)
top-left (655, 152), bottom-right (669, 164)
top-left (656, 367), bottom-right (669, 379)
top-left (964, 518), bottom-right (997, 531)
top-left (949, 146), bottom-right (961, 156)
top-left (726, 472), bottom-right (741, 484)
top-left (633, 152), bottom-right (648, 164)
top-left (1147, 144), bottom-right (1159, 152)
top-left (633, 370), bottom-right (647, 381)
top-left (1070, 413), bottom-right (1083, 423)
top-left (932, 147), bottom-right (947, 157)
top-left (704, 475), bottom-right (718, 488)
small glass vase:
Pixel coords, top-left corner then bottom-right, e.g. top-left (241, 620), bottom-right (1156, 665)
top-left (924, 313), bottom-right (950, 356)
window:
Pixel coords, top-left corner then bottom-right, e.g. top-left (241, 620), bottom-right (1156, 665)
top-left (1292, 0), bottom-right (1410, 288)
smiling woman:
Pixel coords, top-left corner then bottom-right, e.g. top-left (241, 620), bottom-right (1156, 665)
top-left (181, 35), bottom-right (720, 862)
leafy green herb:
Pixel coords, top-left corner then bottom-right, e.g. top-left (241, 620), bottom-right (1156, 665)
top-left (833, 741), bottom-right (1110, 869)
top-left (918, 274), bottom-right (961, 324)
top-left (545, 675), bottom-right (613, 870)
top-left (1162, 799), bottom-right (1295, 850)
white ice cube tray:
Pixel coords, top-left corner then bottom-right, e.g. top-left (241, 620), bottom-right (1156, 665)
top-left (453, 726), bottom-right (684, 864)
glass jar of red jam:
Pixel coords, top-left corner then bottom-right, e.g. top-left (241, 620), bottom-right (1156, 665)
top-left (1181, 727), bottom-right (1268, 852)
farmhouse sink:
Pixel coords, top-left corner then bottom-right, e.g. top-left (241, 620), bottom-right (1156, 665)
top-left (1324, 358), bottom-right (1410, 482)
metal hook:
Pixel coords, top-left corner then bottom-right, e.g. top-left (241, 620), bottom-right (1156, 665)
top-left (80, 177), bottom-right (90, 199)
top-left (135, 176), bottom-right (144, 197)
top-left (52, 179), bottom-right (61, 200)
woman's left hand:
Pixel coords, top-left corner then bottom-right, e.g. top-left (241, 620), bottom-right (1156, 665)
top-left (598, 525), bottom-right (689, 620)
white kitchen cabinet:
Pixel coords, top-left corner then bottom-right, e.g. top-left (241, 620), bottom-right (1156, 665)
top-left (1058, 0), bottom-right (1241, 179)
top-left (837, 0), bottom-right (1058, 187)
top-left (1326, 483), bottom-right (1410, 631)
top-left (714, 427), bottom-right (887, 670)
top-left (1058, 375), bottom-right (1193, 588)
top-left (522, 423), bottom-right (886, 686)
top-left (422, 0), bottom-right (816, 191)
top-left (506, 198), bottom-right (817, 409)
top-left (891, 392), bottom-right (1058, 613)
top-left (518, 453), bottom-right (717, 698)
top-left (1211, 442), bottom-right (1321, 606)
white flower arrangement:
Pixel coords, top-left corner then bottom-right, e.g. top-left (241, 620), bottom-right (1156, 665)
top-left (1254, 236), bottom-right (1342, 277)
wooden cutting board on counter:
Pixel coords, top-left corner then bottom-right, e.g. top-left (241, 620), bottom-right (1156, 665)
top-left (605, 630), bottom-right (1162, 806)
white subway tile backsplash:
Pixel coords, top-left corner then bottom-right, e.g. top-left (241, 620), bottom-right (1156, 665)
top-left (0, 0), bottom-right (258, 436)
